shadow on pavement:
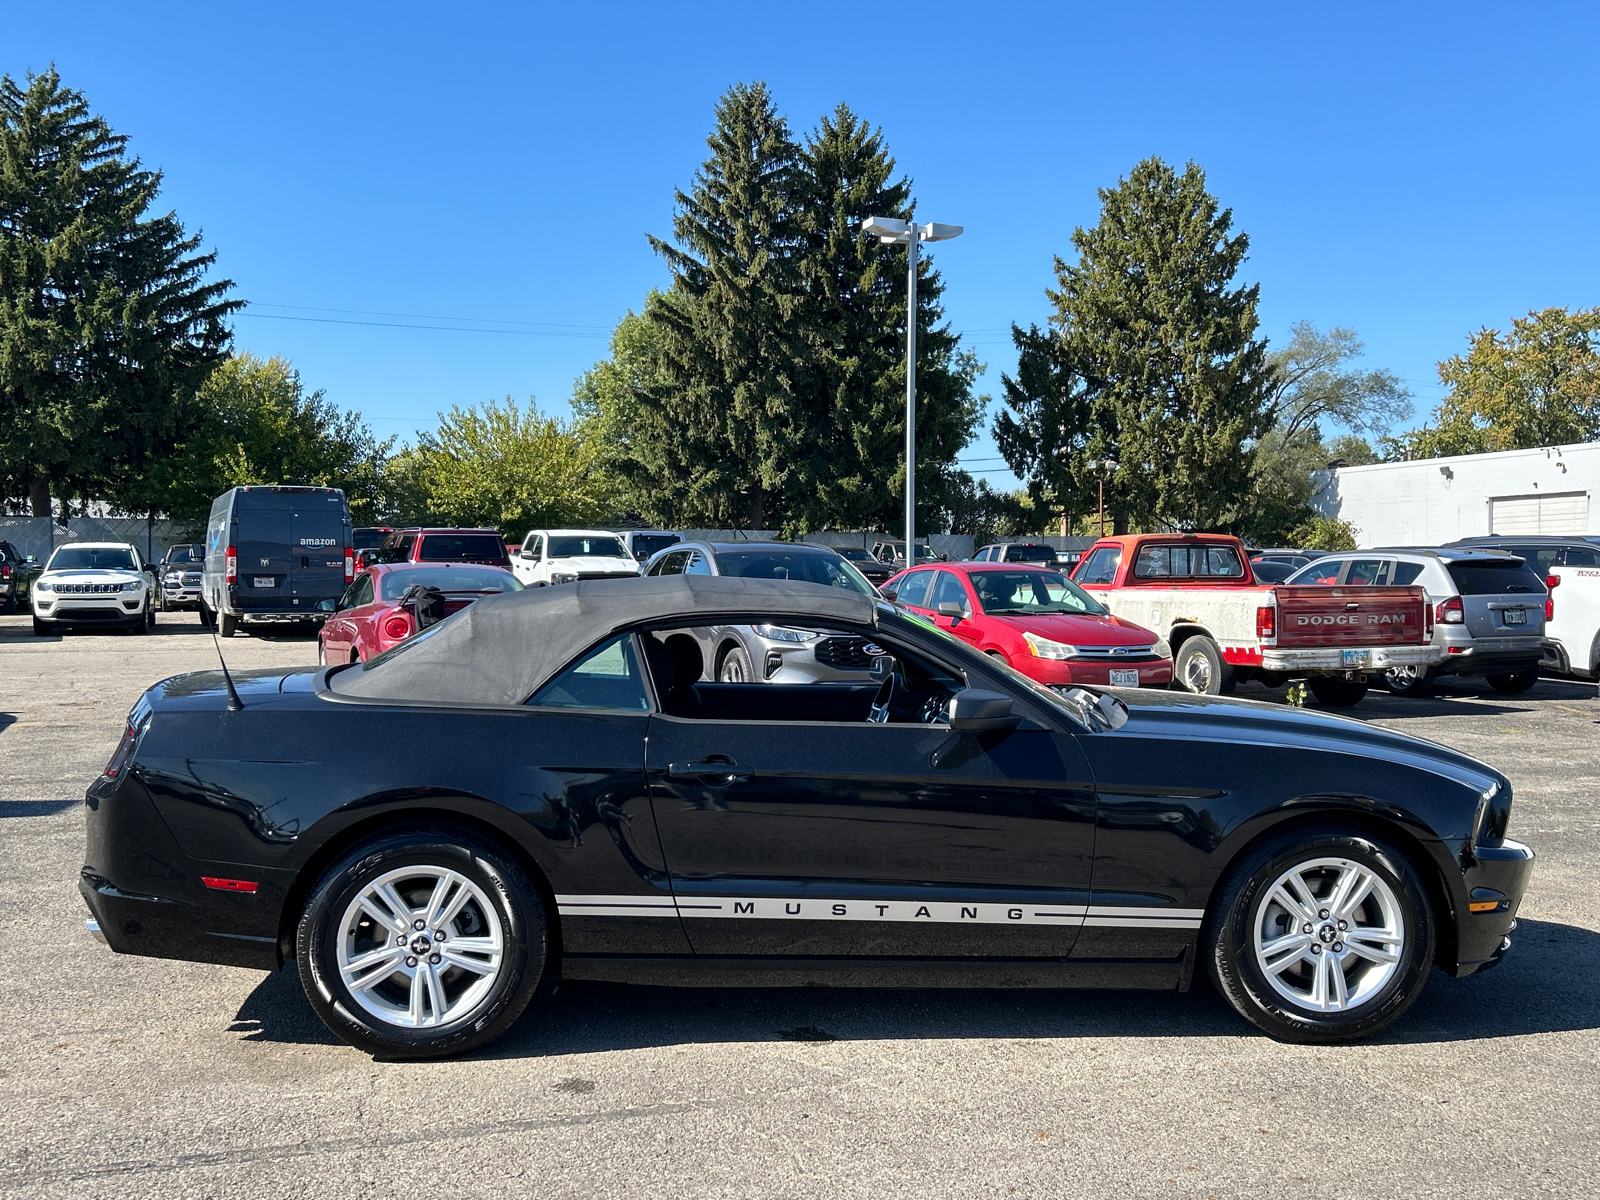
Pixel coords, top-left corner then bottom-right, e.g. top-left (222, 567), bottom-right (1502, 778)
top-left (0, 798), bottom-right (78, 817)
top-left (232, 918), bottom-right (1598, 1057)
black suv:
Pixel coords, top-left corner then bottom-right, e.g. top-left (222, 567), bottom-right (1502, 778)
top-left (0, 540), bottom-right (41, 612)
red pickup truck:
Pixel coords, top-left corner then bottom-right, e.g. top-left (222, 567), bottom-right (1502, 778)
top-left (1069, 533), bottom-right (1442, 705)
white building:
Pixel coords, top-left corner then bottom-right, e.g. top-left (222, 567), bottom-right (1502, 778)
top-left (1311, 441), bottom-right (1600, 548)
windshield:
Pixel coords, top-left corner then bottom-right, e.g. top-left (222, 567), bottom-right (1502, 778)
top-left (164, 544), bottom-right (203, 564)
top-left (969, 569), bottom-right (1107, 616)
top-left (1006, 545), bottom-right (1057, 563)
top-left (379, 567), bottom-right (524, 601)
top-left (629, 534), bottom-right (678, 560)
top-left (548, 535), bottom-right (629, 559)
top-left (714, 550), bottom-right (876, 595)
top-left (837, 548), bottom-right (872, 561)
top-left (352, 528), bottom-right (390, 551)
top-left (47, 547), bottom-right (138, 572)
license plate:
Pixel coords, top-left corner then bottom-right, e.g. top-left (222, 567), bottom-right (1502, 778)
top-left (1341, 650), bottom-right (1370, 667)
top-left (1109, 669), bottom-right (1139, 687)
top-left (253, 576), bottom-right (276, 588)
top-left (1504, 608), bottom-right (1527, 624)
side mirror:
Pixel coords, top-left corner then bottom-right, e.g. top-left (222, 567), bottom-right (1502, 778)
top-left (25, 555), bottom-right (36, 565)
top-left (521, 549), bottom-right (536, 560)
top-left (947, 689), bottom-right (1022, 731)
top-left (936, 601), bottom-right (967, 620)
top-left (880, 588), bottom-right (897, 602)
top-left (317, 598), bottom-right (337, 613)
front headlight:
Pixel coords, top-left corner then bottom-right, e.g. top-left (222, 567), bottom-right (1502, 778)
top-left (1023, 631), bottom-right (1081, 660)
top-left (1152, 638), bottom-right (1172, 659)
top-left (550, 571), bottom-right (578, 585)
top-left (121, 580), bottom-right (144, 592)
top-left (164, 572), bottom-right (181, 584)
top-left (35, 580), bottom-right (53, 593)
top-left (753, 624), bottom-right (820, 643)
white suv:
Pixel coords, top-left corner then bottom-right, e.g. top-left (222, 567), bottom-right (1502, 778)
top-left (32, 542), bottom-right (156, 636)
top-left (511, 529), bottom-right (640, 587)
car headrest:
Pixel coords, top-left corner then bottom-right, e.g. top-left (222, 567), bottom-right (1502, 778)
top-left (663, 633), bottom-right (704, 687)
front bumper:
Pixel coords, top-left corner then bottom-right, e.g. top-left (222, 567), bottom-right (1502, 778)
top-left (1262, 644), bottom-right (1442, 672)
top-left (34, 595), bottom-right (145, 624)
top-left (1011, 655), bottom-right (1173, 688)
top-left (161, 584), bottom-right (202, 608)
top-left (1453, 838), bottom-right (1536, 976)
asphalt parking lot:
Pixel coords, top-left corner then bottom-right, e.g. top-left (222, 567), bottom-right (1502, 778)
top-left (2, 612), bottom-right (1596, 1200)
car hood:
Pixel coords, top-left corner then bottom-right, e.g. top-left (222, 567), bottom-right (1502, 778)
top-left (988, 610), bottom-right (1157, 646)
top-left (1104, 687), bottom-right (1501, 791)
top-left (42, 568), bottom-right (142, 582)
top-left (550, 557), bottom-right (638, 573)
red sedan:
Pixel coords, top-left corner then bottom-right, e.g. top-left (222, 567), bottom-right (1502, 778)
top-left (317, 562), bottom-right (523, 665)
top-left (883, 562), bottom-right (1173, 688)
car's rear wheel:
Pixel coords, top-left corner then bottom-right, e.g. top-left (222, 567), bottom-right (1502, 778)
top-left (297, 827), bottom-right (548, 1059)
top-left (219, 612), bottom-right (239, 638)
top-left (1385, 663), bottom-right (1437, 697)
top-left (1486, 668), bottom-right (1539, 694)
top-left (718, 645), bottom-right (753, 682)
top-left (1174, 636), bottom-right (1235, 695)
top-left (1206, 828), bottom-right (1433, 1042)
top-left (1307, 677), bottom-right (1368, 707)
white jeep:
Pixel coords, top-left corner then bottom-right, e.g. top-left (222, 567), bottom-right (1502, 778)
top-left (31, 542), bottom-right (156, 635)
top-left (511, 529), bottom-right (640, 587)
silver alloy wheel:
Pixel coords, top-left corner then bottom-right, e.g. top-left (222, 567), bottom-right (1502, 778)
top-left (1387, 664), bottom-right (1424, 686)
top-left (1253, 856), bottom-right (1404, 1013)
top-left (1181, 649), bottom-right (1213, 693)
top-left (719, 650), bottom-right (748, 682)
top-left (336, 865), bottom-right (505, 1029)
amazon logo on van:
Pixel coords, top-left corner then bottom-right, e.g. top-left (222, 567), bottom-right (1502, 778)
top-left (298, 538), bottom-right (339, 548)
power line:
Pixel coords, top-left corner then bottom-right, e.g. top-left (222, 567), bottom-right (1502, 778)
top-left (237, 313), bottom-right (607, 338)
top-left (249, 301), bottom-right (609, 331)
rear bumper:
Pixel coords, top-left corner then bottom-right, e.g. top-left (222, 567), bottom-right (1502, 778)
top-left (1436, 639), bottom-right (1544, 678)
top-left (1262, 644), bottom-right (1441, 672)
top-left (78, 876), bottom-right (280, 970)
top-left (1452, 839), bottom-right (1535, 977)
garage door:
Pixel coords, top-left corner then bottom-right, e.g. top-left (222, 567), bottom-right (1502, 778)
top-left (1489, 491), bottom-right (1591, 535)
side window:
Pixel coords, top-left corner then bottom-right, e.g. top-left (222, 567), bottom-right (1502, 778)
top-left (350, 574), bottom-right (375, 607)
top-left (396, 535), bottom-right (416, 561)
top-left (1076, 546), bottom-right (1120, 585)
top-left (1560, 546), bottom-right (1600, 566)
top-left (929, 571), bottom-right (969, 612)
top-left (1392, 562), bottom-right (1425, 586)
top-left (684, 551), bottom-right (712, 576)
top-left (652, 551), bottom-right (686, 576)
top-left (893, 569), bottom-right (933, 608)
top-left (1343, 559), bottom-right (1390, 586)
top-left (527, 635), bottom-right (649, 711)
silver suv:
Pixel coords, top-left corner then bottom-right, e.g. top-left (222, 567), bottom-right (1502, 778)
top-left (639, 541), bottom-right (880, 682)
top-left (1286, 548), bottom-right (1548, 696)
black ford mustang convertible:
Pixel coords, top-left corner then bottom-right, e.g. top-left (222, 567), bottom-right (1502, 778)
top-left (82, 576), bottom-right (1533, 1058)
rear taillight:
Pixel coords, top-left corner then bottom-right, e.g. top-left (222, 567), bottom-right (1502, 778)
top-left (1, 563), bottom-right (10, 580)
top-left (1424, 601), bottom-right (1434, 637)
top-left (1436, 596), bottom-right (1464, 624)
top-left (1255, 605), bottom-right (1276, 642)
top-left (102, 722), bottom-right (138, 780)
top-left (345, 550), bottom-right (355, 582)
top-left (382, 613), bottom-right (412, 640)
top-left (1546, 575), bottom-right (1559, 621)
top-left (225, 546), bottom-right (238, 585)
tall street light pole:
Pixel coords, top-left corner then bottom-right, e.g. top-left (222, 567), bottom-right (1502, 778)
top-left (861, 216), bottom-right (962, 562)
top-left (1086, 458), bottom-right (1119, 537)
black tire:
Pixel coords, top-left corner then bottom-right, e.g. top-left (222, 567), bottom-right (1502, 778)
top-left (219, 612), bottom-right (239, 638)
top-left (718, 644), bottom-right (753, 682)
top-left (1205, 827), bottom-right (1434, 1043)
top-left (1385, 664), bottom-right (1437, 697)
top-left (1307, 677), bottom-right (1368, 707)
top-left (198, 601), bottom-right (215, 628)
top-left (1173, 636), bottom-right (1235, 695)
top-left (296, 826), bottom-right (548, 1059)
top-left (32, 616), bottom-right (51, 636)
top-left (1485, 668), bottom-right (1539, 695)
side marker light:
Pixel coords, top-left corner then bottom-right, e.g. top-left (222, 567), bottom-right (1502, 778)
top-left (202, 877), bottom-right (259, 893)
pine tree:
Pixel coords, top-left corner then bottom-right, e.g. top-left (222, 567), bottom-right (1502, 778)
top-left (640, 82), bottom-right (806, 528)
top-left (789, 104), bottom-right (979, 535)
top-left (0, 69), bottom-right (239, 516)
top-left (997, 158), bottom-right (1274, 531)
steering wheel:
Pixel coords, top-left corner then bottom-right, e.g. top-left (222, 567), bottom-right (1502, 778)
top-left (918, 689), bottom-right (950, 725)
top-left (867, 665), bottom-right (902, 723)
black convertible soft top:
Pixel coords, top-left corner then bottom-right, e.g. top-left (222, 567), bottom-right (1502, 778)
top-left (328, 574), bottom-right (879, 706)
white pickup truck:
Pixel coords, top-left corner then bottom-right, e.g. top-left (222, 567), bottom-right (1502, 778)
top-left (1070, 532), bottom-right (1441, 706)
top-left (511, 529), bottom-right (640, 587)
top-left (1451, 536), bottom-right (1600, 680)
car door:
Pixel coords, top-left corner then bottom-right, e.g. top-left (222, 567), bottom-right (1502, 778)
top-left (642, 632), bottom-right (1098, 959)
top-left (322, 573), bottom-right (374, 662)
top-left (927, 571), bottom-right (982, 647)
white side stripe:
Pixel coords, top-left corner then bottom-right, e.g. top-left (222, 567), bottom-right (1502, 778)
top-left (554, 894), bottom-right (1202, 929)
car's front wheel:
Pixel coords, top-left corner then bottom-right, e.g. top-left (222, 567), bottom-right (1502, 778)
top-left (718, 645), bottom-right (753, 682)
top-left (1206, 828), bottom-right (1434, 1042)
top-left (297, 826), bottom-right (548, 1059)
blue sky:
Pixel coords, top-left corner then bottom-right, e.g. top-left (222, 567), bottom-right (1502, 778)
top-left (9, 2), bottom-right (1598, 489)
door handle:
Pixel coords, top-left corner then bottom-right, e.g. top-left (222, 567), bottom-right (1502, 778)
top-left (667, 760), bottom-right (754, 783)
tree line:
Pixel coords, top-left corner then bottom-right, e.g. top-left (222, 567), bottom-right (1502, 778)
top-left (4, 71), bottom-right (1597, 545)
